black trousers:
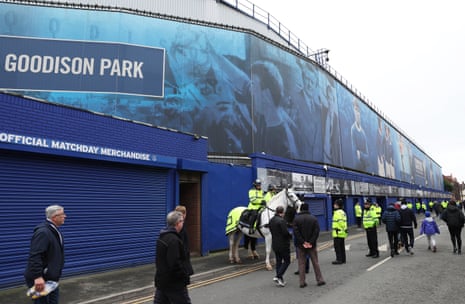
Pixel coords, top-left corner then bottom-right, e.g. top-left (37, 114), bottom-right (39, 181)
top-left (333, 237), bottom-right (346, 262)
top-left (387, 231), bottom-right (399, 254)
top-left (365, 227), bottom-right (379, 255)
top-left (274, 248), bottom-right (291, 279)
top-left (154, 287), bottom-right (191, 304)
top-left (448, 226), bottom-right (463, 251)
top-left (400, 227), bottom-right (415, 251)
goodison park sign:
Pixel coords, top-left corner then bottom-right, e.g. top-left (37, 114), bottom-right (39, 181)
top-left (0, 35), bottom-right (165, 98)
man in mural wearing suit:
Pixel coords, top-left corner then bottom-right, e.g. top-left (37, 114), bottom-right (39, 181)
top-left (351, 98), bottom-right (369, 172)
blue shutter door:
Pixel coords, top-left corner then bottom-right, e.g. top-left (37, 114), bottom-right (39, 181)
top-left (0, 149), bottom-right (168, 288)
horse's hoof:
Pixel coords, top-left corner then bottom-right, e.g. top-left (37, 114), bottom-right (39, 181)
top-left (265, 264), bottom-right (273, 271)
top-left (236, 259), bottom-right (242, 264)
top-left (229, 259), bottom-right (235, 264)
top-left (253, 255), bottom-right (259, 260)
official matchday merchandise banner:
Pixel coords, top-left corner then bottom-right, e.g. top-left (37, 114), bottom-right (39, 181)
top-left (0, 36), bottom-right (165, 98)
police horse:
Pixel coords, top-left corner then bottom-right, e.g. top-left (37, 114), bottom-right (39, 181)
top-left (225, 187), bottom-right (302, 270)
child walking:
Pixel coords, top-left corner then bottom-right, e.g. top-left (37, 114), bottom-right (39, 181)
top-left (419, 211), bottom-right (440, 252)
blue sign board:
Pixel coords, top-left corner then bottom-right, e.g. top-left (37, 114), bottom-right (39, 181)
top-left (0, 35), bottom-right (165, 98)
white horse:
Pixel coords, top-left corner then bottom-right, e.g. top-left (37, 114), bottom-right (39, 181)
top-left (225, 187), bottom-right (302, 270)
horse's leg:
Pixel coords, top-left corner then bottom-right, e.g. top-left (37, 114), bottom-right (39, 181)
top-left (234, 231), bottom-right (243, 263)
top-left (228, 233), bottom-right (235, 263)
top-left (264, 232), bottom-right (273, 270)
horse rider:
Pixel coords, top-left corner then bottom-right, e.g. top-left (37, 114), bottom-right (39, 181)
top-left (264, 184), bottom-right (277, 203)
top-left (248, 179), bottom-right (266, 234)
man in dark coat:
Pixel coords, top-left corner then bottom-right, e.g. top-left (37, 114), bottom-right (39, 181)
top-left (382, 202), bottom-right (401, 257)
top-left (24, 205), bottom-right (66, 304)
top-left (293, 203), bottom-right (325, 288)
top-left (399, 200), bottom-right (417, 255)
top-left (269, 205), bottom-right (292, 287)
top-left (154, 211), bottom-right (191, 304)
top-left (441, 200), bottom-right (465, 254)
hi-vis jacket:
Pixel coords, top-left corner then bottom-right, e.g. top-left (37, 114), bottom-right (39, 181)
top-left (363, 208), bottom-right (379, 229)
top-left (332, 209), bottom-right (348, 238)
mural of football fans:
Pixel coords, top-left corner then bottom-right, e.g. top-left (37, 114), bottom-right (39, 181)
top-left (250, 60), bottom-right (298, 158)
top-left (165, 26), bottom-right (254, 153)
top-left (351, 98), bottom-right (369, 172)
top-left (319, 74), bottom-right (342, 166)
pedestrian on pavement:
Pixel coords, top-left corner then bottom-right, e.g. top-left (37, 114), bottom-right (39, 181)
top-left (419, 211), bottom-right (440, 252)
top-left (382, 202), bottom-right (401, 257)
top-left (24, 205), bottom-right (66, 304)
top-left (399, 199), bottom-right (417, 255)
top-left (441, 200), bottom-right (465, 254)
top-left (363, 199), bottom-right (379, 258)
top-left (154, 211), bottom-right (192, 304)
top-left (292, 205), bottom-right (310, 275)
top-left (269, 205), bottom-right (292, 287)
top-left (175, 205), bottom-right (194, 281)
top-left (293, 203), bottom-right (326, 288)
top-left (331, 199), bottom-right (347, 264)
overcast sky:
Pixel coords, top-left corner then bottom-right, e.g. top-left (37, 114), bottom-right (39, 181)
top-left (249, 0), bottom-right (465, 183)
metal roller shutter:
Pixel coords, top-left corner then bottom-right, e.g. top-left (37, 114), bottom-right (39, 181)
top-left (0, 149), bottom-right (168, 289)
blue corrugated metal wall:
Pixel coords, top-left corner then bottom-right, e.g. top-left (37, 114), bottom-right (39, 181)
top-left (0, 149), bottom-right (168, 288)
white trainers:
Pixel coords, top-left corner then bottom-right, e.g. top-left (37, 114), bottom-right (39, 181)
top-left (410, 248), bottom-right (414, 255)
top-left (277, 278), bottom-right (286, 287)
top-left (273, 277), bottom-right (279, 283)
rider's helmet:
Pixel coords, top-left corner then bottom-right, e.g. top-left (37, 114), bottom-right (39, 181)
top-left (267, 184), bottom-right (277, 191)
top-left (254, 179), bottom-right (262, 186)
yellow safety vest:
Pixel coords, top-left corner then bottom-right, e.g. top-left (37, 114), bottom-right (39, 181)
top-left (332, 209), bottom-right (348, 238)
top-left (363, 208), bottom-right (378, 229)
top-left (248, 188), bottom-right (264, 210)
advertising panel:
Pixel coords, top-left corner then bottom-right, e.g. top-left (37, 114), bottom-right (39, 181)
top-left (0, 3), bottom-right (443, 190)
top-left (0, 36), bottom-right (165, 97)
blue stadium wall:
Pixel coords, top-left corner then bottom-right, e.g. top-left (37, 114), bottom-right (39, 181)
top-left (0, 2), bottom-right (444, 191)
top-left (0, 92), bottom-right (215, 288)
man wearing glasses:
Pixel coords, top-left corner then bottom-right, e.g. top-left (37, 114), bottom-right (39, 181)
top-left (25, 205), bottom-right (66, 304)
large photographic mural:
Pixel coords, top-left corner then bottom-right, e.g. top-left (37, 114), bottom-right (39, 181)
top-left (0, 3), bottom-right (442, 189)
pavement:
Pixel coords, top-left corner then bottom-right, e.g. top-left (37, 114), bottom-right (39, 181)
top-left (0, 226), bottom-right (361, 304)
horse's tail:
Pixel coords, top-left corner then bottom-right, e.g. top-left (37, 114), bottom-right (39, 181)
top-left (225, 206), bottom-right (246, 235)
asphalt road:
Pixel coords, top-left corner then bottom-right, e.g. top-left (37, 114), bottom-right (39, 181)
top-left (124, 221), bottom-right (464, 304)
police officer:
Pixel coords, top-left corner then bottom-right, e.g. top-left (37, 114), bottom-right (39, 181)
top-left (247, 179), bottom-right (265, 234)
top-left (363, 199), bottom-right (379, 258)
top-left (354, 201), bottom-right (362, 229)
top-left (264, 184), bottom-right (277, 203)
top-left (332, 199), bottom-right (347, 264)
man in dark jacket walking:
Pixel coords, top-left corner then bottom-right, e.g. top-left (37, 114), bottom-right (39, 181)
top-left (441, 200), bottom-right (465, 254)
top-left (293, 203), bottom-right (325, 288)
top-left (154, 210), bottom-right (191, 304)
top-left (269, 205), bottom-right (292, 287)
top-left (399, 200), bottom-right (417, 255)
top-left (24, 205), bottom-right (66, 304)
top-left (382, 202), bottom-right (401, 257)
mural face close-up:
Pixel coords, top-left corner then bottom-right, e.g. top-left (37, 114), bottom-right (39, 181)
top-left (0, 3), bottom-right (442, 189)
